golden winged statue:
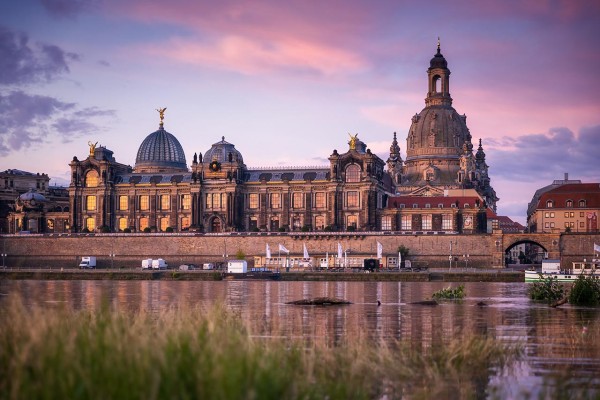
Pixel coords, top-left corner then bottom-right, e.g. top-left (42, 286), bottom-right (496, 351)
top-left (88, 141), bottom-right (98, 156)
top-left (156, 107), bottom-right (167, 126)
top-left (348, 133), bottom-right (359, 150)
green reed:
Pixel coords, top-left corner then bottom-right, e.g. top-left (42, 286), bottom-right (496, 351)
top-left (0, 297), bottom-right (520, 400)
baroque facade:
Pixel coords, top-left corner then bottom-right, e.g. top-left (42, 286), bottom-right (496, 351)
top-left (59, 45), bottom-right (497, 234)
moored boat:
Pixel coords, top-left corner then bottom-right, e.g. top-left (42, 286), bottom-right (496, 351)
top-left (525, 259), bottom-right (600, 282)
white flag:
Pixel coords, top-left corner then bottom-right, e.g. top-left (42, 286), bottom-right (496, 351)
top-left (595, 243), bottom-right (600, 253)
top-left (376, 241), bottom-right (383, 259)
top-left (279, 244), bottom-right (290, 253)
top-left (398, 251), bottom-right (402, 267)
top-left (303, 243), bottom-right (309, 259)
top-left (337, 242), bottom-right (343, 258)
top-left (266, 243), bottom-right (271, 259)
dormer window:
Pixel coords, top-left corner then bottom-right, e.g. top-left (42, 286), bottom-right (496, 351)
top-left (412, 204), bottom-right (418, 208)
top-left (579, 199), bottom-right (586, 207)
top-left (566, 200), bottom-right (573, 208)
top-left (547, 200), bottom-right (554, 208)
top-left (345, 164), bottom-right (360, 183)
top-left (425, 203), bottom-right (431, 208)
top-left (464, 204), bottom-right (470, 208)
top-left (438, 204), bottom-right (443, 208)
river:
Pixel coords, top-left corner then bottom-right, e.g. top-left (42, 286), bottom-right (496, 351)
top-left (1, 279), bottom-right (599, 398)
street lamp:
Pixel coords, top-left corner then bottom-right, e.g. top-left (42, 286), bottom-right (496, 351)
top-left (1, 253), bottom-right (6, 269)
top-left (109, 252), bottom-right (115, 269)
top-left (463, 254), bottom-right (470, 269)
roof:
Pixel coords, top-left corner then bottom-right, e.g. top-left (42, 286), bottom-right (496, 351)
top-left (387, 195), bottom-right (484, 209)
top-left (244, 168), bottom-right (329, 183)
top-left (536, 183), bottom-right (600, 209)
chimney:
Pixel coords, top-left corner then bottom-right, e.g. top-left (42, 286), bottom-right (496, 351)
top-left (564, 172), bottom-right (568, 181)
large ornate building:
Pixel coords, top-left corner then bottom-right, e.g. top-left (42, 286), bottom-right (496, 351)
top-left (10, 45), bottom-right (498, 235)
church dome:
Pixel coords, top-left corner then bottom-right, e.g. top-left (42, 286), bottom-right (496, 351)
top-left (135, 126), bottom-right (187, 173)
top-left (429, 48), bottom-right (448, 69)
top-left (204, 137), bottom-right (244, 164)
top-left (18, 189), bottom-right (47, 203)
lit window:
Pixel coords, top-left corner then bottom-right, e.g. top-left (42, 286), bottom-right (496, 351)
top-left (181, 217), bottom-right (190, 230)
top-left (550, 212), bottom-right (555, 218)
top-left (570, 212), bottom-right (574, 218)
top-left (347, 191), bottom-right (359, 207)
top-left (139, 196), bottom-right (149, 211)
top-left (119, 195), bottom-right (128, 211)
top-left (422, 214), bottom-right (432, 230)
top-left (566, 200), bottom-right (573, 208)
top-left (546, 200), bottom-right (553, 208)
top-left (85, 170), bottom-right (99, 187)
top-left (438, 204), bottom-right (444, 208)
top-left (315, 192), bottom-right (326, 209)
top-left (181, 194), bottom-right (191, 210)
top-left (401, 215), bottom-right (412, 230)
top-left (119, 218), bottom-right (128, 231)
top-left (292, 216), bottom-right (302, 230)
top-left (442, 214), bottom-right (453, 230)
top-left (347, 215), bottom-right (358, 229)
top-left (86, 217), bottom-right (95, 231)
top-left (550, 222), bottom-right (555, 228)
top-left (86, 195), bottom-right (96, 211)
top-left (315, 215), bottom-right (325, 230)
top-left (565, 212), bottom-right (569, 218)
top-left (425, 204), bottom-right (431, 208)
top-left (570, 222), bottom-right (574, 227)
top-left (293, 192), bottom-right (303, 209)
top-left (345, 164), bottom-right (360, 183)
top-left (270, 193), bottom-right (281, 208)
top-left (381, 216), bottom-right (392, 231)
top-left (160, 195), bottom-right (170, 210)
top-left (579, 200), bottom-right (586, 207)
top-left (160, 217), bottom-right (169, 232)
top-left (139, 217), bottom-right (149, 231)
top-left (249, 193), bottom-right (259, 209)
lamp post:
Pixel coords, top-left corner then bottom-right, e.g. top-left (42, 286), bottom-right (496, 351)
top-left (1, 253), bottom-right (6, 269)
top-left (109, 252), bottom-right (115, 269)
top-left (463, 254), bottom-right (470, 269)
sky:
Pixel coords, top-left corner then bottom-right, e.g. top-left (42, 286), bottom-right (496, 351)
top-left (1, 0), bottom-right (599, 225)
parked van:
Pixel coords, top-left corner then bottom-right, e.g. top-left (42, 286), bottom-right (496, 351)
top-left (141, 259), bottom-right (153, 270)
top-left (79, 256), bottom-right (96, 269)
top-left (202, 263), bottom-right (214, 270)
top-left (227, 260), bottom-right (247, 273)
top-left (152, 259), bottom-right (168, 270)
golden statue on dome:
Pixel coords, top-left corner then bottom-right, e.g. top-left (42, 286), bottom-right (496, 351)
top-left (348, 133), bottom-right (359, 150)
top-left (156, 107), bottom-right (167, 127)
top-left (88, 141), bottom-right (97, 156)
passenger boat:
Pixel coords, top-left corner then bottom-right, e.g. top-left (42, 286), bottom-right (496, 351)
top-left (525, 259), bottom-right (600, 282)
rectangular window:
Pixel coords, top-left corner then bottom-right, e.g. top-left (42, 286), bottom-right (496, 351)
top-left (545, 212), bottom-right (550, 218)
top-left (181, 194), bottom-right (191, 210)
top-left (347, 215), bottom-right (358, 229)
top-left (139, 195), bottom-right (149, 211)
top-left (86, 217), bottom-right (95, 231)
top-left (249, 193), bottom-right (259, 209)
top-left (293, 192), bottom-right (303, 209)
top-left (181, 217), bottom-right (190, 230)
top-left (422, 214), bottom-right (432, 230)
top-left (119, 195), bottom-right (128, 211)
top-left (442, 214), bottom-right (453, 230)
top-left (206, 193), bottom-right (212, 209)
top-left (580, 222), bottom-right (585, 228)
top-left (86, 195), bottom-right (96, 211)
top-left (315, 192), bottom-right (326, 209)
top-left (139, 217), bottom-right (149, 231)
top-left (160, 195), bottom-right (170, 210)
top-left (315, 215), bottom-right (325, 230)
top-left (550, 222), bottom-right (555, 228)
top-left (545, 222), bottom-right (549, 228)
top-left (580, 212), bottom-right (584, 217)
top-left (381, 216), bottom-right (392, 231)
top-left (160, 217), bottom-right (169, 232)
top-left (119, 218), bottom-right (128, 231)
top-left (401, 215), bottom-right (412, 230)
top-left (565, 212), bottom-right (569, 218)
top-left (346, 191), bottom-right (359, 207)
top-left (570, 222), bottom-right (574, 227)
top-left (565, 222), bottom-right (569, 228)
top-left (570, 212), bottom-right (574, 218)
top-left (270, 193), bottom-right (281, 209)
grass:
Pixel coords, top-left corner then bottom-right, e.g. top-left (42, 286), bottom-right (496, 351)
top-left (0, 297), bottom-right (520, 400)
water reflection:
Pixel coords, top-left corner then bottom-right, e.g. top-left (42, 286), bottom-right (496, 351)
top-left (1, 280), bottom-right (599, 396)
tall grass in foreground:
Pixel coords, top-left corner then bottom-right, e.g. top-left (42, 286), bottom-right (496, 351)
top-left (0, 298), bottom-right (520, 400)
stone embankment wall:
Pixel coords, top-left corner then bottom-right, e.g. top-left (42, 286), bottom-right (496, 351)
top-left (1, 232), bottom-right (597, 269)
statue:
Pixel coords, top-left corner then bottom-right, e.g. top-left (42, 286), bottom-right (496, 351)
top-left (348, 133), bottom-right (358, 150)
top-left (88, 141), bottom-right (97, 156)
top-left (156, 107), bottom-right (167, 127)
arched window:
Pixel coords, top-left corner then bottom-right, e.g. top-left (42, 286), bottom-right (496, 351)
top-left (139, 217), bottom-right (149, 231)
top-left (345, 164), bottom-right (360, 183)
top-left (579, 199), bottom-right (586, 207)
top-left (85, 217), bottom-right (95, 231)
top-left (566, 200), bottom-right (573, 208)
top-left (160, 217), bottom-right (169, 232)
top-left (118, 218), bottom-right (128, 231)
top-left (546, 200), bottom-right (554, 208)
top-left (433, 75), bottom-right (441, 93)
top-left (85, 170), bottom-right (99, 187)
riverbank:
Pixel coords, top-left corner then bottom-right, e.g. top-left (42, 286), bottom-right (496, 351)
top-left (0, 268), bottom-right (523, 282)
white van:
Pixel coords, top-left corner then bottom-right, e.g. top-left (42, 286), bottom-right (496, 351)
top-left (141, 259), bottom-right (153, 270)
top-left (152, 259), bottom-right (168, 270)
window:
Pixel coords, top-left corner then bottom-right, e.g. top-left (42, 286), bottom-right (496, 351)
top-left (315, 215), bottom-right (325, 230)
top-left (270, 193), bottom-right (281, 208)
top-left (119, 218), bottom-right (128, 231)
top-left (249, 217), bottom-right (258, 231)
top-left (119, 195), bottom-right (128, 211)
top-left (570, 212), bottom-right (574, 218)
top-left (464, 203), bottom-right (470, 208)
top-left (345, 164), bottom-right (360, 183)
top-left (570, 222), bottom-right (574, 228)
top-left (550, 212), bottom-right (555, 218)
top-left (579, 200), bottom-right (586, 208)
top-left (381, 216), bottom-right (392, 231)
top-left (565, 222), bottom-right (569, 228)
top-left (181, 194), bottom-right (191, 210)
top-left (346, 191), bottom-right (359, 207)
top-left (426, 171), bottom-right (434, 181)
top-left (566, 200), bottom-right (573, 208)
top-left (347, 215), bottom-right (358, 229)
top-left (412, 204), bottom-right (418, 208)
top-left (292, 216), bottom-right (302, 230)
top-left (580, 222), bottom-right (585, 228)
top-left (181, 217), bottom-right (190, 230)
top-left (442, 214), bottom-right (453, 230)
top-left (422, 214), bottom-right (432, 230)
top-left (270, 218), bottom-right (279, 231)
top-left (545, 212), bottom-right (550, 218)
top-left (401, 215), bottom-right (412, 230)
top-left (206, 193), bottom-right (222, 209)
top-left (451, 203), bottom-right (456, 208)
top-left (160, 195), bottom-right (170, 210)
top-left (86, 217), bottom-right (95, 231)
top-left (438, 204), bottom-right (444, 208)
top-left (293, 192), bottom-right (303, 209)
top-left (85, 170), bottom-right (99, 187)
top-left (580, 212), bottom-right (585, 217)
top-left (550, 222), bottom-right (555, 228)
top-left (399, 204), bottom-right (405, 208)
top-left (139, 217), bottom-right (149, 231)
top-left (547, 200), bottom-right (553, 208)
top-left (86, 195), bottom-right (96, 211)
top-left (139, 195), bottom-right (149, 211)
top-left (545, 222), bottom-right (549, 228)
top-left (160, 217), bottom-right (169, 232)
top-left (249, 194), bottom-right (259, 209)
top-left (565, 212), bottom-right (570, 218)
top-left (315, 192), bottom-right (326, 209)
top-left (425, 204), bottom-right (431, 208)
top-left (47, 219), bottom-right (54, 231)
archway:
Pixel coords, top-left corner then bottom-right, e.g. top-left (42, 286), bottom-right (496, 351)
top-left (211, 217), bottom-right (222, 233)
top-left (504, 240), bottom-right (548, 267)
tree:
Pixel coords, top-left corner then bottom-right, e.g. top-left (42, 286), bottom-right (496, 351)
top-left (397, 245), bottom-right (410, 268)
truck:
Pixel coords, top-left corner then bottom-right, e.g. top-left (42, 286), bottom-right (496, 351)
top-left (79, 256), bottom-right (96, 269)
top-left (227, 260), bottom-right (247, 273)
top-left (141, 259), bottom-right (153, 270)
top-left (202, 263), bottom-right (214, 270)
top-left (152, 258), bottom-right (168, 270)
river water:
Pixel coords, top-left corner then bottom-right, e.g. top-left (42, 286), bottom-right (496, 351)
top-left (1, 279), bottom-right (599, 398)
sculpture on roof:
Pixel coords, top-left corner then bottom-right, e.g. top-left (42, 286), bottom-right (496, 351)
top-left (88, 141), bottom-right (97, 156)
top-left (156, 107), bottom-right (167, 127)
top-left (348, 133), bottom-right (358, 150)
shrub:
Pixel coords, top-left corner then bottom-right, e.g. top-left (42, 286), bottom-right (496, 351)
top-left (165, 227), bottom-right (174, 233)
top-left (235, 249), bottom-right (246, 260)
top-left (100, 225), bottom-right (111, 233)
top-left (143, 227), bottom-right (151, 233)
top-left (301, 225), bottom-right (311, 232)
top-left (528, 276), bottom-right (566, 303)
top-left (432, 285), bottom-right (466, 299)
top-left (569, 275), bottom-right (600, 306)
top-left (123, 228), bottom-right (131, 233)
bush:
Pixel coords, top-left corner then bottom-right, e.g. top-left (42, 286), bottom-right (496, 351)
top-left (235, 249), bottom-right (246, 260)
top-left (100, 225), bottom-right (111, 233)
top-left (143, 227), bottom-right (151, 233)
top-left (432, 285), bottom-right (465, 299)
top-left (165, 227), bottom-right (174, 233)
top-left (301, 225), bottom-right (311, 232)
top-left (123, 228), bottom-right (131, 233)
top-left (569, 275), bottom-right (600, 306)
top-left (528, 276), bottom-right (566, 303)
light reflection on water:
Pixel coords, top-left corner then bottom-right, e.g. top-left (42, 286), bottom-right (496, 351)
top-left (1, 279), bottom-right (599, 397)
